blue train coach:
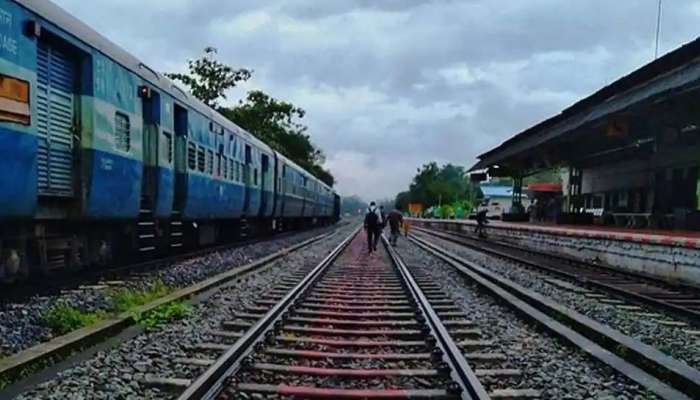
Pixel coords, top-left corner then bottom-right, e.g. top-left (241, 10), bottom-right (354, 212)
top-left (0, 0), bottom-right (339, 281)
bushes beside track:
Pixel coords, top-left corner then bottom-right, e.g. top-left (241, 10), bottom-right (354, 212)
top-left (42, 281), bottom-right (182, 335)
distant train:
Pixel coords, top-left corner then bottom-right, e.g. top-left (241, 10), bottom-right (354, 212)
top-left (0, 0), bottom-right (340, 280)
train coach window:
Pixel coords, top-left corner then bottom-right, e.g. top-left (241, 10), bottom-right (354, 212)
top-left (114, 112), bottom-right (131, 152)
top-left (222, 156), bottom-right (228, 179)
top-left (187, 142), bottom-right (196, 170)
top-left (197, 146), bottom-right (205, 172)
top-left (163, 132), bottom-right (173, 164)
top-left (207, 150), bottom-right (214, 175)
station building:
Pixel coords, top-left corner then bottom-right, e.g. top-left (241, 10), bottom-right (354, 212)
top-left (433, 37), bottom-right (700, 286)
top-left (471, 37), bottom-right (700, 231)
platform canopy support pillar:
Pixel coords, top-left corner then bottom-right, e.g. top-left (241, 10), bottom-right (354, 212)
top-left (511, 174), bottom-right (524, 213)
top-left (566, 166), bottom-right (583, 213)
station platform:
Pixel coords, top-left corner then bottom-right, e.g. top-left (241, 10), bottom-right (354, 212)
top-left (412, 218), bottom-right (700, 249)
top-left (408, 218), bottom-right (700, 287)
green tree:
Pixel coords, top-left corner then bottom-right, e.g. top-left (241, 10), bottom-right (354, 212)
top-left (395, 162), bottom-right (477, 214)
top-left (167, 49), bottom-right (334, 186)
top-left (223, 90), bottom-right (335, 186)
top-left (166, 47), bottom-right (252, 108)
top-left (524, 167), bottom-right (563, 185)
top-left (394, 191), bottom-right (411, 211)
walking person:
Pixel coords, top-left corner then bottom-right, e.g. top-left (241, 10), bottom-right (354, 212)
top-left (379, 205), bottom-right (387, 233)
top-left (474, 206), bottom-right (489, 238)
top-left (387, 208), bottom-right (404, 246)
top-left (364, 202), bottom-right (383, 253)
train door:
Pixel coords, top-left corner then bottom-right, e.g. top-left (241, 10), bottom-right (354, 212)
top-left (139, 87), bottom-right (160, 205)
top-left (281, 164), bottom-right (287, 216)
top-left (301, 175), bottom-right (308, 217)
top-left (272, 153), bottom-right (280, 219)
top-left (170, 104), bottom-right (188, 250)
top-left (136, 87), bottom-right (161, 256)
top-left (259, 153), bottom-right (270, 217)
top-left (242, 144), bottom-right (252, 214)
top-left (36, 40), bottom-right (79, 197)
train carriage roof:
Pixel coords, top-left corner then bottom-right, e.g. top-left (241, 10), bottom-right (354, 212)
top-left (273, 150), bottom-right (331, 192)
top-left (16, 0), bottom-right (273, 154)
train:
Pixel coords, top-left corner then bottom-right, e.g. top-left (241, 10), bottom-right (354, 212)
top-left (0, 0), bottom-right (340, 281)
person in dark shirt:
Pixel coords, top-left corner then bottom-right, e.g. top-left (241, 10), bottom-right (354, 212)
top-left (363, 202), bottom-right (383, 253)
top-left (386, 208), bottom-right (404, 246)
top-left (474, 207), bottom-right (489, 238)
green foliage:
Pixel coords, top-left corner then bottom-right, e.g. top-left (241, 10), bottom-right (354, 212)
top-left (395, 191), bottom-right (411, 211)
top-left (395, 162), bottom-right (478, 214)
top-left (524, 167), bottom-right (563, 185)
top-left (110, 281), bottom-right (171, 313)
top-left (222, 90), bottom-right (306, 147)
top-left (134, 302), bottom-right (191, 332)
top-left (167, 49), bottom-right (335, 186)
top-left (166, 47), bottom-right (251, 108)
top-left (43, 304), bottom-right (105, 335)
top-left (43, 282), bottom-right (176, 336)
top-left (223, 90), bottom-right (335, 186)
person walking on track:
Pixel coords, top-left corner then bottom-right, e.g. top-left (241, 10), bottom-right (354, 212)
top-left (474, 206), bottom-right (489, 238)
top-left (386, 208), bottom-right (404, 246)
top-left (379, 205), bottom-right (387, 233)
top-left (364, 202), bottom-right (383, 253)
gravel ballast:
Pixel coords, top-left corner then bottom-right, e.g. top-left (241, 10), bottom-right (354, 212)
top-left (417, 231), bottom-right (700, 371)
top-left (0, 225), bottom-right (340, 358)
top-left (13, 223), bottom-right (358, 400)
top-left (396, 237), bottom-right (659, 399)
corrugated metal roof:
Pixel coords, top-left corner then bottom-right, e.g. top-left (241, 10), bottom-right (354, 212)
top-left (474, 35), bottom-right (700, 168)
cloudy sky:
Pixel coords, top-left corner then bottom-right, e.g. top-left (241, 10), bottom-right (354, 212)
top-left (54, 0), bottom-right (700, 200)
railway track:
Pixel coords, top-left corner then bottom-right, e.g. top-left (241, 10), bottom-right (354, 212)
top-left (1, 225), bottom-right (350, 397)
top-left (174, 229), bottom-right (544, 399)
top-left (407, 229), bottom-right (700, 400)
top-left (412, 225), bottom-right (700, 322)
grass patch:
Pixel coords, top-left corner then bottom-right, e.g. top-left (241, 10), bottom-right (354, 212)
top-left (42, 281), bottom-right (173, 335)
top-left (43, 304), bottom-right (106, 335)
top-left (110, 281), bottom-right (171, 313)
top-left (134, 301), bottom-right (191, 332)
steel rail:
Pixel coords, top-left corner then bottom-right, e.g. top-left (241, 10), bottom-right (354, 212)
top-left (177, 226), bottom-right (360, 400)
top-left (409, 233), bottom-right (698, 400)
top-left (0, 229), bottom-right (339, 395)
top-left (414, 226), bottom-right (700, 322)
top-left (414, 224), bottom-right (700, 292)
top-left (416, 223), bottom-right (700, 293)
top-left (382, 236), bottom-right (490, 400)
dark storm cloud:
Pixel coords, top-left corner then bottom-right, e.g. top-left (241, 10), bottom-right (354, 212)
top-left (53, 0), bottom-right (700, 200)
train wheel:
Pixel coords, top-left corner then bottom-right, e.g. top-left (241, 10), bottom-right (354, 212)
top-left (1, 248), bottom-right (25, 283)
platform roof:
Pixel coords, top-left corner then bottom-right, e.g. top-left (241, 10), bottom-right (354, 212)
top-left (471, 36), bottom-right (700, 174)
